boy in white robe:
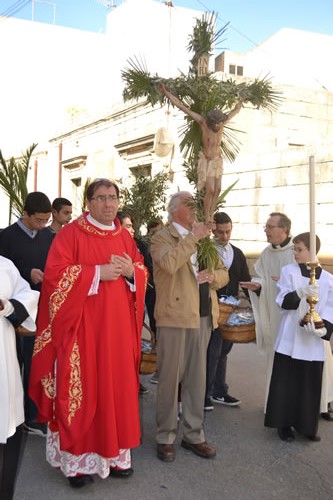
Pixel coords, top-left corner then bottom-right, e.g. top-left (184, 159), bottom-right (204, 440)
top-left (264, 233), bottom-right (333, 442)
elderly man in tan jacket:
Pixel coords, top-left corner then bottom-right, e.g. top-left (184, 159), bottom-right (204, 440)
top-left (151, 191), bottom-right (229, 462)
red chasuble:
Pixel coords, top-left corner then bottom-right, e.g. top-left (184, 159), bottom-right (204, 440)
top-left (30, 214), bottom-right (147, 458)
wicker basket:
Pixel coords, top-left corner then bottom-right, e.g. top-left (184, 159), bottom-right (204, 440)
top-left (140, 349), bottom-right (157, 374)
top-left (218, 302), bottom-right (235, 326)
top-left (220, 322), bottom-right (256, 343)
top-left (140, 322), bottom-right (157, 375)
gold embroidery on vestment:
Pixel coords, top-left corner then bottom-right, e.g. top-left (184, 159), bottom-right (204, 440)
top-left (33, 265), bottom-right (82, 356)
top-left (134, 261), bottom-right (148, 289)
top-left (78, 214), bottom-right (121, 236)
top-left (68, 339), bottom-right (82, 425)
top-left (41, 372), bottom-right (55, 399)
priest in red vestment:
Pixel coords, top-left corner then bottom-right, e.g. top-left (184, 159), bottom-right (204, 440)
top-left (29, 179), bottom-right (147, 488)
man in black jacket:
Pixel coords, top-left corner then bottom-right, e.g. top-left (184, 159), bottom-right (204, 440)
top-left (204, 212), bottom-right (251, 410)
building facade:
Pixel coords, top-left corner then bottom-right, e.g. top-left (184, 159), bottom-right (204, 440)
top-left (0, 1), bottom-right (332, 264)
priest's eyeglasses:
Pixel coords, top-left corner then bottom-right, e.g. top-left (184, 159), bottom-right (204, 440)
top-left (263, 224), bottom-right (281, 230)
top-left (91, 195), bottom-right (118, 203)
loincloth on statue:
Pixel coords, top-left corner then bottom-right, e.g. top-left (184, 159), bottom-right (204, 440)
top-left (197, 150), bottom-right (223, 191)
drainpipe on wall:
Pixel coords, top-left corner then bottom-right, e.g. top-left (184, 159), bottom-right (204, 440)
top-left (58, 142), bottom-right (63, 196)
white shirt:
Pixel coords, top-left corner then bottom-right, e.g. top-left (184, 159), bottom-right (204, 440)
top-left (216, 242), bottom-right (234, 270)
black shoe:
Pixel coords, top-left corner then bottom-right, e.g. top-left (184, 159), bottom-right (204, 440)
top-left (204, 397), bottom-right (214, 411)
top-left (211, 394), bottom-right (241, 406)
top-left (23, 421), bottom-right (47, 437)
top-left (68, 474), bottom-right (94, 488)
top-left (305, 434), bottom-right (321, 442)
top-left (321, 411), bottom-right (333, 421)
top-left (109, 466), bottom-right (134, 478)
top-left (150, 372), bottom-right (159, 384)
top-left (277, 427), bottom-right (295, 442)
top-left (139, 383), bottom-right (149, 394)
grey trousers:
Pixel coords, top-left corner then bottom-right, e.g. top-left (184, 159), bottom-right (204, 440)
top-left (156, 317), bottom-right (211, 444)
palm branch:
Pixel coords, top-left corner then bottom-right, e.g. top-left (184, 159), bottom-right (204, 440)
top-left (187, 12), bottom-right (229, 73)
top-left (80, 177), bottom-right (91, 213)
top-left (0, 143), bottom-right (37, 223)
top-left (121, 56), bottom-right (162, 106)
top-left (119, 169), bottom-right (169, 235)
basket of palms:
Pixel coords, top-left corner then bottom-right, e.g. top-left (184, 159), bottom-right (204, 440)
top-left (217, 296), bottom-right (240, 326)
top-left (219, 306), bottom-right (256, 343)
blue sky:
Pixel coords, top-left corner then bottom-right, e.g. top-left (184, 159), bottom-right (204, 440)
top-left (1, 0), bottom-right (333, 51)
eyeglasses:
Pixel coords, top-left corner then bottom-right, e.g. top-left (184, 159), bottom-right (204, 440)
top-left (90, 195), bottom-right (118, 203)
top-left (263, 224), bottom-right (281, 230)
top-left (31, 216), bottom-right (51, 224)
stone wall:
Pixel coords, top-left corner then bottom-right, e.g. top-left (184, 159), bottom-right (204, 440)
top-left (246, 253), bottom-right (333, 276)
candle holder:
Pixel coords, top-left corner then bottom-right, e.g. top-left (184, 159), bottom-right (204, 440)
top-left (299, 261), bottom-right (325, 328)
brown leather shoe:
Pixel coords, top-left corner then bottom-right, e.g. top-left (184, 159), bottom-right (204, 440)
top-left (181, 440), bottom-right (216, 459)
top-left (157, 443), bottom-right (176, 462)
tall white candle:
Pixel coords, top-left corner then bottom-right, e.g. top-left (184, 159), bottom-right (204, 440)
top-left (309, 156), bottom-right (316, 262)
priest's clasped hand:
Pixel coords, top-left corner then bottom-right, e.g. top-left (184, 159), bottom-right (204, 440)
top-left (303, 320), bottom-right (327, 338)
top-left (100, 261), bottom-right (122, 281)
top-left (112, 253), bottom-right (134, 279)
top-left (296, 283), bottom-right (319, 299)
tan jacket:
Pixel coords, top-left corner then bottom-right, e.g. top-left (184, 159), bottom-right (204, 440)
top-left (151, 224), bottom-right (229, 329)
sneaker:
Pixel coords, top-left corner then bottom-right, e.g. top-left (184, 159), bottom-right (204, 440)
top-left (23, 421), bottom-right (47, 437)
top-left (150, 372), bottom-right (159, 384)
top-left (204, 398), bottom-right (214, 411)
top-left (211, 394), bottom-right (241, 406)
top-left (139, 383), bottom-right (149, 395)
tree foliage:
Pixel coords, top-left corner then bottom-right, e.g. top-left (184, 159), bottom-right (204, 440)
top-left (80, 177), bottom-right (91, 213)
top-left (119, 168), bottom-right (169, 236)
top-left (0, 143), bottom-right (37, 224)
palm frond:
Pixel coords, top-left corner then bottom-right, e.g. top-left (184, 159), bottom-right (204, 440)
top-left (0, 143), bottom-right (37, 223)
top-left (238, 76), bottom-right (283, 111)
top-left (121, 56), bottom-right (162, 106)
top-left (197, 236), bottom-right (221, 271)
top-left (80, 177), bottom-right (91, 213)
top-left (120, 169), bottom-right (169, 235)
top-left (216, 179), bottom-right (239, 207)
top-left (187, 12), bottom-right (229, 70)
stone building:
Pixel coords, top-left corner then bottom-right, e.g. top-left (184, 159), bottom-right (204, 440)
top-left (0, 0), bottom-right (332, 267)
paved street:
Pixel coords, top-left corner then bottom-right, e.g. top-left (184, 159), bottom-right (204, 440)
top-left (14, 341), bottom-right (333, 500)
